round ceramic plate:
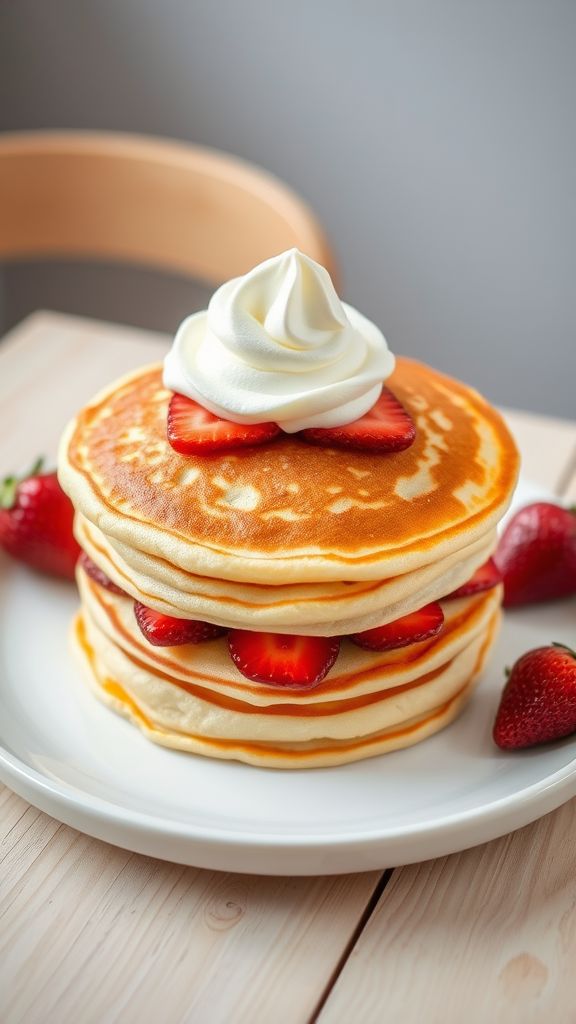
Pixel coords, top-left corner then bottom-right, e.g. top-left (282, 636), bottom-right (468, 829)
top-left (1, 478), bottom-right (575, 875)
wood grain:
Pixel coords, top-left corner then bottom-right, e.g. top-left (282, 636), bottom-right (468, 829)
top-left (318, 802), bottom-right (576, 1024)
top-left (1, 312), bottom-right (576, 1024)
top-left (499, 406), bottom-right (576, 495)
top-left (317, 424), bottom-right (576, 1024)
top-left (0, 779), bottom-right (379, 1024)
top-left (0, 312), bottom-right (379, 1024)
top-left (562, 463), bottom-right (576, 503)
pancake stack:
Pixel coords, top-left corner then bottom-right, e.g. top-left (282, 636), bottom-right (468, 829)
top-left (59, 354), bottom-right (519, 769)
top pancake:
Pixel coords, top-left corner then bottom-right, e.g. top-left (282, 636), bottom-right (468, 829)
top-left (59, 358), bottom-right (519, 583)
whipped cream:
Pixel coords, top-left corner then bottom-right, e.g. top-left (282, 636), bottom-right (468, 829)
top-left (163, 249), bottom-right (395, 432)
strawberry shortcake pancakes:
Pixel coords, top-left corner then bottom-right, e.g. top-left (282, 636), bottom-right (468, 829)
top-left (59, 250), bottom-right (519, 768)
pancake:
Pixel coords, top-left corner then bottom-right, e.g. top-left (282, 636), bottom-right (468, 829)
top-left (77, 565), bottom-right (502, 705)
top-left (60, 340), bottom-right (517, 768)
top-left (72, 562), bottom-right (500, 767)
top-left (59, 358), bottom-right (519, 584)
top-left (72, 610), bottom-right (497, 769)
top-left (82, 608), bottom-right (494, 742)
top-left (75, 513), bottom-right (497, 635)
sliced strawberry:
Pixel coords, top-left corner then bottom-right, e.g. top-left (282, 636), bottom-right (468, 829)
top-left (445, 558), bottom-right (502, 600)
top-left (228, 630), bottom-right (340, 689)
top-left (79, 552), bottom-right (127, 595)
top-left (300, 388), bottom-right (416, 454)
top-left (350, 602), bottom-right (444, 651)
top-left (134, 602), bottom-right (226, 647)
top-left (167, 394), bottom-right (281, 455)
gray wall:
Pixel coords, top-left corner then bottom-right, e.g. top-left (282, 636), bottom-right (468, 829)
top-left (1, 0), bottom-right (575, 417)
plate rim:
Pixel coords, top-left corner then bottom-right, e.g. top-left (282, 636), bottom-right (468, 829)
top-left (2, 474), bottom-right (576, 870)
top-left (1, 721), bottom-right (576, 848)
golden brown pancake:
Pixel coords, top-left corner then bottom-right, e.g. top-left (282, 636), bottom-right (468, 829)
top-left (59, 358), bottom-right (519, 584)
top-left (75, 512), bottom-right (497, 635)
top-left (77, 566), bottom-right (502, 706)
top-left (73, 608), bottom-right (498, 769)
top-left (72, 564), bottom-right (501, 767)
top-left (60, 354), bottom-right (517, 767)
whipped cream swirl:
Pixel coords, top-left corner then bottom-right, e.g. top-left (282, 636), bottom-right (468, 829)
top-left (163, 249), bottom-right (395, 432)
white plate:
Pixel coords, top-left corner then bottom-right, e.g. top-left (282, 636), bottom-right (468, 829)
top-left (1, 478), bottom-right (575, 875)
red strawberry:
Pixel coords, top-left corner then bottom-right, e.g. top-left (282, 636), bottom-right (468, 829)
top-left (0, 459), bottom-right (80, 580)
top-left (493, 644), bottom-right (576, 750)
top-left (79, 552), bottom-right (126, 595)
top-left (134, 602), bottom-right (226, 647)
top-left (228, 630), bottom-right (340, 689)
top-left (301, 388), bottom-right (416, 453)
top-left (349, 602), bottom-right (444, 651)
top-left (167, 393), bottom-right (281, 455)
top-left (445, 558), bottom-right (502, 599)
top-left (495, 502), bottom-right (576, 607)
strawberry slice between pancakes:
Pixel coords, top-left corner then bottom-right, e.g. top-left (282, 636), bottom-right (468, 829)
top-left (350, 602), bottom-right (444, 651)
top-left (228, 630), bottom-right (341, 689)
top-left (134, 602), bottom-right (226, 647)
top-left (167, 393), bottom-right (281, 455)
top-left (300, 387), bottom-right (416, 453)
top-left (445, 558), bottom-right (502, 600)
top-left (79, 552), bottom-right (127, 595)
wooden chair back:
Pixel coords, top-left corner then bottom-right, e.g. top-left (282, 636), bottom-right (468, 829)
top-left (0, 131), bottom-right (337, 285)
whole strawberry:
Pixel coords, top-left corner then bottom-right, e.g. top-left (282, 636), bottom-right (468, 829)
top-left (495, 502), bottom-right (576, 607)
top-left (0, 458), bottom-right (80, 580)
top-left (493, 644), bottom-right (576, 750)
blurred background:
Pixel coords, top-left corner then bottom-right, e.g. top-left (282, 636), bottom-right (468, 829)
top-left (1, 0), bottom-right (574, 416)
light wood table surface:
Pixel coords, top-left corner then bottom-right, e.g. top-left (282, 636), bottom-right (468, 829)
top-left (1, 312), bottom-right (575, 1024)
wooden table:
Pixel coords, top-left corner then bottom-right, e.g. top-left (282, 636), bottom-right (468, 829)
top-left (1, 312), bottom-right (576, 1024)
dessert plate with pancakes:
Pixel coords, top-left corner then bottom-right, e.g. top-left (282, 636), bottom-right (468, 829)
top-left (1, 251), bottom-right (575, 874)
top-left (1, 493), bottom-right (575, 875)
